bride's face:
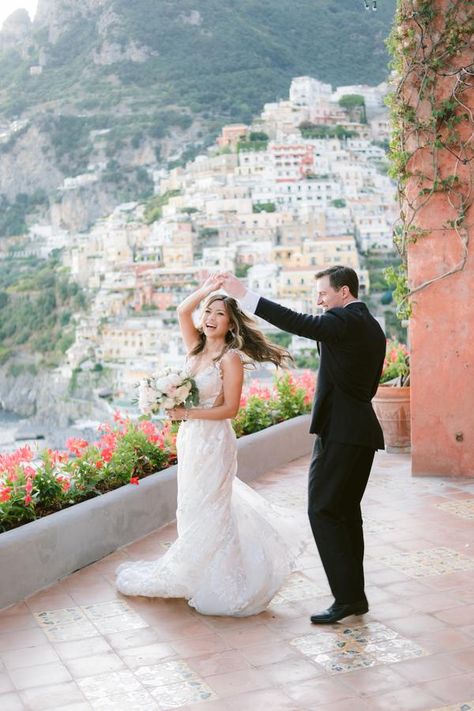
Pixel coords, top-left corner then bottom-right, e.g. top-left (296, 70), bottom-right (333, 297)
top-left (201, 300), bottom-right (231, 340)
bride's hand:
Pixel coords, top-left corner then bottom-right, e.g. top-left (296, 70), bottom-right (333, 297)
top-left (200, 273), bottom-right (224, 296)
top-left (167, 407), bottom-right (188, 421)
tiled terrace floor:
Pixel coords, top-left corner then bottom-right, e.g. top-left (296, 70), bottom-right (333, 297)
top-left (1, 451), bottom-right (474, 711)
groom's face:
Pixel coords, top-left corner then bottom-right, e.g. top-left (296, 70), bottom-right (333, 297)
top-left (316, 276), bottom-right (344, 311)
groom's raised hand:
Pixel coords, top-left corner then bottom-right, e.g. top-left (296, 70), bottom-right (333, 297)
top-left (219, 272), bottom-right (247, 299)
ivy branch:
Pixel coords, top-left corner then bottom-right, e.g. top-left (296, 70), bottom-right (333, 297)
top-left (386, 0), bottom-right (474, 317)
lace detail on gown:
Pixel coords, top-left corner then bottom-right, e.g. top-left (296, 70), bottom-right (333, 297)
top-left (116, 353), bottom-right (307, 616)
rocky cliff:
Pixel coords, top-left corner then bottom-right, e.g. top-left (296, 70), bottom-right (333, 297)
top-left (0, 364), bottom-right (112, 428)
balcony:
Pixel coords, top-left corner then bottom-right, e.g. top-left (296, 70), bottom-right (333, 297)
top-left (0, 448), bottom-right (473, 709)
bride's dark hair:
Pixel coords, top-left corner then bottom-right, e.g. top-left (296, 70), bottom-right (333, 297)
top-left (189, 294), bottom-right (293, 368)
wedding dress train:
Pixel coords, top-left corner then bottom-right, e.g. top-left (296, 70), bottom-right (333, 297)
top-left (116, 355), bottom-right (306, 616)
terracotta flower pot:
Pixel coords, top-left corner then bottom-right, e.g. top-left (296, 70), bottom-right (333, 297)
top-left (373, 384), bottom-right (411, 453)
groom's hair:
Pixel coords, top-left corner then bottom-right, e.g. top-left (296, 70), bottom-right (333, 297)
top-left (316, 265), bottom-right (359, 298)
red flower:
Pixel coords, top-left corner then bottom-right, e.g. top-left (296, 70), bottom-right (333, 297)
top-left (47, 449), bottom-right (69, 466)
top-left (97, 423), bottom-right (112, 434)
top-left (138, 420), bottom-right (163, 445)
top-left (56, 475), bottom-right (71, 492)
top-left (16, 446), bottom-right (33, 462)
top-left (66, 438), bottom-right (89, 456)
top-left (25, 479), bottom-right (33, 495)
top-left (294, 370), bottom-right (316, 404)
top-left (0, 487), bottom-right (12, 503)
top-left (0, 445), bottom-right (34, 477)
top-left (129, 476), bottom-right (140, 486)
top-left (24, 494), bottom-right (33, 506)
top-left (96, 432), bottom-right (117, 450)
top-left (100, 448), bottom-right (114, 463)
top-left (247, 381), bottom-right (272, 400)
top-left (95, 460), bottom-right (104, 469)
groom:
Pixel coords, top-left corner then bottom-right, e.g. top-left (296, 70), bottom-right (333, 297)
top-left (222, 266), bottom-right (386, 624)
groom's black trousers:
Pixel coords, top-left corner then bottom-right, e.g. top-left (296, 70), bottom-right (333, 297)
top-left (308, 436), bottom-right (375, 605)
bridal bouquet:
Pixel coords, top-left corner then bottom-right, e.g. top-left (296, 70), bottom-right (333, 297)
top-left (138, 367), bottom-right (199, 415)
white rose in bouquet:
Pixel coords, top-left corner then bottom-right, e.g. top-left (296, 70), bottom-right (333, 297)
top-left (168, 373), bottom-right (183, 387)
top-left (137, 367), bottom-right (199, 415)
top-left (138, 381), bottom-right (158, 415)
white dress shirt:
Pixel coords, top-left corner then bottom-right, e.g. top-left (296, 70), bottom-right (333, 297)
top-left (239, 290), bottom-right (260, 314)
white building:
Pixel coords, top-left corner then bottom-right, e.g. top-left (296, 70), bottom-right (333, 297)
top-left (289, 76), bottom-right (333, 107)
top-left (331, 82), bottom-right (388, 119)
top-left (247, 263), bottom-right (280, 297)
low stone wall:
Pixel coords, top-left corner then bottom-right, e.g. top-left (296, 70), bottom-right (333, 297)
top-left (0, 415), bottom-right (312, 609)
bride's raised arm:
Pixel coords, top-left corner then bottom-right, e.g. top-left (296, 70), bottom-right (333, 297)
top-left (176, 274), bottom-right (223, 352)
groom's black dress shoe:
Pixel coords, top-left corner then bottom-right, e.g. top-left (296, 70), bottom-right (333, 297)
top-left (310, 600), bottom-right (369, 625)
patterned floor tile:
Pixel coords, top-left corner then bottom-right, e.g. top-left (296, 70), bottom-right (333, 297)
top-left (378, 547), bottom-right (474, 578)
top-left (431, 703), bottom-right (474, 711)
top-left (90, 690), bottom-right (158, 710)
top-left (132, 660), bottom-right (219, 707)
top-left (89, 614), bottom-right (149, 635)
top-left (134, 660), bottom-right (201, 688)
top-left (34, 603), bottom-right (149, 641)
top-left (270, 573), bottom-right (325, 606)
top-left (77, 669), bottom-right (144, 700)
top-left (436, 500), bottom-right (474, 520)
top-left (290, 622), bottom-right (426, 674)
top-left (150, 680), bottom-right (218, 708)
top-left (81, 601), bottom-right (148, 635)
top-left (35, 608), bottom-right (85, 627)
top-left (34, 608), bottom-right (98, 642)
top-left (81, 601), bottom-right (134, 620)
top-left (368, 474), bottom-right (435, 493)
top-left (364, 518), bottom-right (396, 534)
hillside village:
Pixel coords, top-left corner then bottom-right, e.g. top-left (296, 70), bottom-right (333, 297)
top-left (3, 77), bottom-right (396, 406)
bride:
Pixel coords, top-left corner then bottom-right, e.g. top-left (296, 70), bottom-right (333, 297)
top-left (116, 275), bottom-right (306, 616)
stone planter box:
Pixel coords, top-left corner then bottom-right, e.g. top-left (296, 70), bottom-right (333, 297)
top-left (0, 415), bottom-right (312, 610)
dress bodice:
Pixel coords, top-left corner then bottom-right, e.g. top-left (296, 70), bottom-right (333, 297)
top-left (185, 356), bottom-right (223, 408)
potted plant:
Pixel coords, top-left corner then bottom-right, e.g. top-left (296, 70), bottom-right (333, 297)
top-left (373, 339), bottom-right (411, 453)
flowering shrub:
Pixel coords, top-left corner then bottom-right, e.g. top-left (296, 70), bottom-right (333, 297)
top-left (232, 371), bottom-right (315, 437)
top-left (380, 339), bottom-right (410, 386)
top-left (0, 371), bottom-right (315, 532)
top-left (0, 414), bottom-right (176, 533)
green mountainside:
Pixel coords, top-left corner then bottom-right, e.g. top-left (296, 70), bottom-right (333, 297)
top-left (1, 0), bottom-right (395, 119)
top-left (0, 0), bottom-right (396, 230)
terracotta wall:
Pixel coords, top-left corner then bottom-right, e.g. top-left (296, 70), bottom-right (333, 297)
top-left (404, 1), bottom-right (474, 476)
top-left (409, 220), bottom-right (473, 476)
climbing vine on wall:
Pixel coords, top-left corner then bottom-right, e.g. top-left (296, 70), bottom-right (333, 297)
top-left (386, 0), bottom-right (474, 318)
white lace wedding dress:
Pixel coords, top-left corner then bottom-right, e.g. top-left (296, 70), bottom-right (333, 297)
top-left (116, 353), bottom-right (306, 616)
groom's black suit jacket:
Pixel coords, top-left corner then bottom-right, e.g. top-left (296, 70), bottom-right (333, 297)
top-left (255, 298), bottom-right (386, 449)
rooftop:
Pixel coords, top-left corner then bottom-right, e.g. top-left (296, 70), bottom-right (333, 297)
top-left (0, 452), bottom-right (473, 710)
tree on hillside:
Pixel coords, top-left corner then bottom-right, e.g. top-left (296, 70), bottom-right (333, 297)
top-left (338, 94), bottom-right (367, 123)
